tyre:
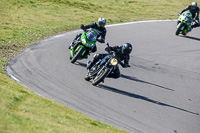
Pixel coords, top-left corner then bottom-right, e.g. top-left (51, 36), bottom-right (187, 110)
top-left (71, 47), bottom-right (85, 63)
top-left (92, 68), bottom-right (110, 86)
top-left (175, 23), bottom-right (185, 36)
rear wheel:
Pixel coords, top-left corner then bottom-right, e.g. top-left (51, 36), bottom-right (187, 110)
top-left (92, 68), bottom-right (110, 86)
top-left (71, 47), bottom-right (85, 63)
top-left (175, 23), bottom-right (185, 35)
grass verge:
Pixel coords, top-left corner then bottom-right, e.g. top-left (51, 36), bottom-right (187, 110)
top-left (0, 0), bottom-right (199, 132)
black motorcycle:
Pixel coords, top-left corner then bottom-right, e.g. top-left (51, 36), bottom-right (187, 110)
top-left (85, 43), bottom-right (120, 86)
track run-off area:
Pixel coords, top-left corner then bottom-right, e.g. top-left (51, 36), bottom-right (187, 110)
top-left (7, 20), bottom-right (200, 133)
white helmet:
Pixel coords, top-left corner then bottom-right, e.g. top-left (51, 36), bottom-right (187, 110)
top-left (97, 18), bottom-right (106, 28)
top-left (192, 2), bottom-right (198, 7)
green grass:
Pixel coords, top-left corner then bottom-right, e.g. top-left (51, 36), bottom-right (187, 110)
top-left (0, 73), bottom-right (127, 133)
top-left (0, 0), bottom-right (199, 132)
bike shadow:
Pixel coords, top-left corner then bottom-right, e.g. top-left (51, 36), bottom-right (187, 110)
top-left (75, 61), bottom-right (87, 68)
top-left (120, 74), bottom-right (174, 91)
top-left (180, 35), bottom-right (200, 41)
top-left (97, 84), bottom-right (199, 115)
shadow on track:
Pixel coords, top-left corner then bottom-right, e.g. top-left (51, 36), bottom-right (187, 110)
top-left (180, 36), bottom-right (200, 41)
top-left (74, 61), bottom-right (87, 68)
top-left (97, 84), bottom-right (199, 115)
top-left (120, 74), bottom-right (175, 91)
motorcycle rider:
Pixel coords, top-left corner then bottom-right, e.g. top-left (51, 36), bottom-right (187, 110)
top-left (87, 43), bottom-right (132, 79)
top-left (179, 2), bottom-right (200, 29)
top-left (68, 18), bottom-right (107, 54)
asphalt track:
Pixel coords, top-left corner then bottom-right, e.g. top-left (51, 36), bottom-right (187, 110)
top-left (7, 20), bottom-right (200, 133)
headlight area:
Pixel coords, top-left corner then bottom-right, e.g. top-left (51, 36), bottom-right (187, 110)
top-left (81, 37), bottom-right (94, 47)
top-left (110, 58), bottom-right (118, 66)
top-left (81, 37), bottom-right (86, 44)
top-left (86, 43), bottom-right (94, 47)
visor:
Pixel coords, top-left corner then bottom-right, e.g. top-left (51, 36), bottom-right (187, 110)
top-left (98, 21), bottom-right (106, 27)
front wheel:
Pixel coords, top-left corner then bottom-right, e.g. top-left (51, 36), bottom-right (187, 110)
top-left (92, 68), bottom-right (110, 86)
top-left (71, 46), bottom-right (85, 63)
top-left (175, 23), bottom-right (185, 36)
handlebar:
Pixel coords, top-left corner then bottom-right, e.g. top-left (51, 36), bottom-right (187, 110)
top-left (105, 42), bottom-right (117, 57)
top-left (106, 42), bottom-right (111, 53)
top-left (106, 42), bottom-right (110, 47)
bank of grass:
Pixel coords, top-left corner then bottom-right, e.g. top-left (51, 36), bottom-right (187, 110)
top-left (0, 0), bottom-right (199, 132)
top-left (0, 73), bottom-right (127, 133)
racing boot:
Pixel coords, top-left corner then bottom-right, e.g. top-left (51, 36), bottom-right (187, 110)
top-left (86, 60), bottom-right (92, 70)
top-left (87, 60), bottom-right (97, 70)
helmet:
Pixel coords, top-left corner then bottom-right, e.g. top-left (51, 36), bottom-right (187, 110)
top-left (121, 43), bottom-right (132, 55)
top-left (97, 18), bottom-right (106, 28)
top-left (192, 2), bottom-right (198, 6)
top-left (191, 2), bottom-right (198, 9)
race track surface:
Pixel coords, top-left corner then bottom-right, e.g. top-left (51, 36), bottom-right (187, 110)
top-left (7, 20), bottom-right (200, 133)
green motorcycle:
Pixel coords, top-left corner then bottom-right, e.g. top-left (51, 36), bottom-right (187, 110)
top-left (176, 12), bottom-right (193, 36)
top-left (69, 28), bottom-right (101, 63)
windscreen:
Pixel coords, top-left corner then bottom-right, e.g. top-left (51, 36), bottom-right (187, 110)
top-left (86, 31), bottom-right (98, 41)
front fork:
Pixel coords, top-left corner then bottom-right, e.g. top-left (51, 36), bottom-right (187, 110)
top-left (70, 42), bottom-right (79, 57)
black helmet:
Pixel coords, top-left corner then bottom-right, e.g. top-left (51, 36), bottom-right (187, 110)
top-left (121, 43), bottom-right (132, 55)
top-left (97, 18), bottom-right (106, 28)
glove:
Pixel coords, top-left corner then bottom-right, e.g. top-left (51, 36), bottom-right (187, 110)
top-left (105, 46), bottom-right (113, 53)
top-left (109, 51), bottom-right (115, 55)
top-left (80, 24), bottom-right (85, 30)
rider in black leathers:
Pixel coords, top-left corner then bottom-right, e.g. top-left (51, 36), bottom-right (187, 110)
top-left (179, 2), bottom-right (200, 28)
top-left (87, 43), bottom-right (132, 79)
top-left (69, 18), bottom-right (107, 53)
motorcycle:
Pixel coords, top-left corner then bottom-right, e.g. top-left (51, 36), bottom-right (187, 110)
top-left (176, 12), bottom-right (193, 36)
top-left (84, 43), bottom-right (120, 86)
top-left (69, 28), bottom-right (101, 63)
